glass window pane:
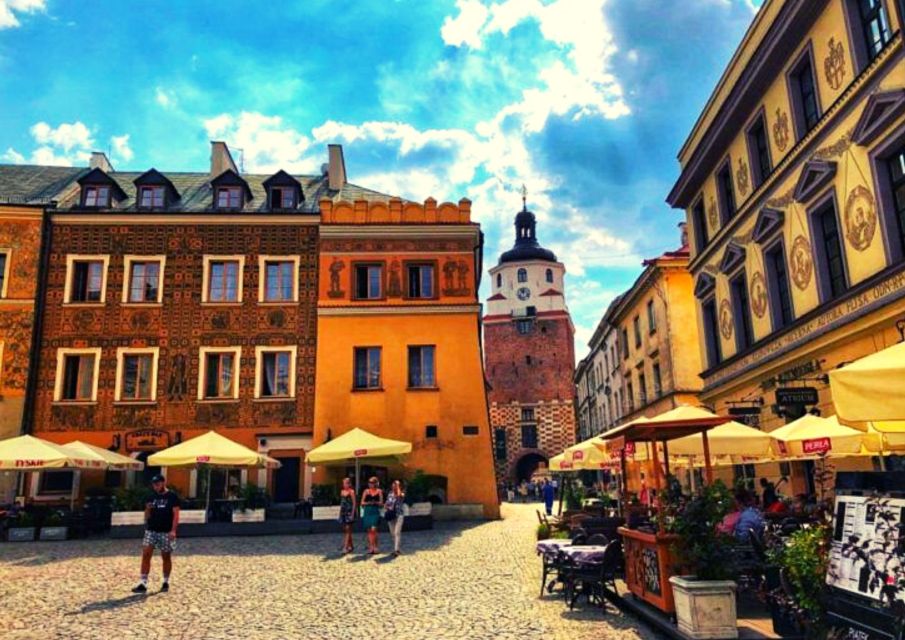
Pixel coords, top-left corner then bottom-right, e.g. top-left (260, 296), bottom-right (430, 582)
top-left (368, 348), bottom-right (380, 387)
top-left (77, 355), bottom-right (95, 399)
top-left (219, 354), bottom-right (234, 397)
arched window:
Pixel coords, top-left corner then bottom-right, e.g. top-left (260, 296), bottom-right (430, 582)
top-left (545, 268), bottom-right (553, 283)
top-left (496, 273), bottom-right (502, 288)
top-left (517, 268), bottom-right (528, 283)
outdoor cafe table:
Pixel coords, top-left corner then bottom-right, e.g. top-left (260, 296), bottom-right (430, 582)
top-left (536, 538), bottom-right (573, 555)
top-left (559, 544), bottom-right (609, 564)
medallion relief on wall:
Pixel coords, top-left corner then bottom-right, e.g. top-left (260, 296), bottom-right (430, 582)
top-left (719, 299), bottom-right (734, 340)
top-left (750, 271), bottom-right (768, 319)
top-left (773, 108), bottom-right (790, 152)
top-left (790, 235), bottom-right (814, 290)
top-left (824, 37), bottom-right (846, 91)
top-left (843, 185), bottom-right (877, 252)
top-left (736, 158), bottom-right (750, 197)
top-left (327, 258), bottom-right (345, 298)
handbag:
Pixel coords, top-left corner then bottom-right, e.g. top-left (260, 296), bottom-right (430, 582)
top-left (384, 506), bottom-right (397, 522)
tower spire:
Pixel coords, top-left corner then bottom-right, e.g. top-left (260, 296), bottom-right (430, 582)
top-left (521, 184), bottom-right (527, 212)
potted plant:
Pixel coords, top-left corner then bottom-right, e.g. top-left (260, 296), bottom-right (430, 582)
top-left (765, 523), bottom-right (830, 639)
top-left (667, 480), bottom-right (740, 640)
top-left (232, 483), bottom-right (268, 523)
top-left (111, 485), bottom-right (150, 526)
top-left (537, 522), bottom-right (551, 540)
top-left (7, 511), bottom-right (36, 542)
top-left (38, 511), bottom-right (68, 541)
top-left (311, 483), bottom-right (341, 520)
top-left (405, 471), bottom-right (436, 516)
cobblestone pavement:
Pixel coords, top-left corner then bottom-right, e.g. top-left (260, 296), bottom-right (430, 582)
top-left (0, 502), bottom-right (657, 640)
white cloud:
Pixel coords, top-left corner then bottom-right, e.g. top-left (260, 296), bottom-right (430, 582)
top-left (110, 134), bottom-right (133, 162)
top-left (154, 87), bottom-right (174, 108)
top-left (0, 0), bottom-right (45, 29)
top-left (2, 147), bottom-right (25, 164)
top-left (204, 111), bottom-right (313, 173)
top-left (30, 121), bottom-right (94, 152)
top-left (5, 120), bottom-right (95, 166)
top-left (440, 0), bottom-right (490, 49)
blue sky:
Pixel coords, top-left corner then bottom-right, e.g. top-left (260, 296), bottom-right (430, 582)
top-left (0, 0), bottom-right (761, 356)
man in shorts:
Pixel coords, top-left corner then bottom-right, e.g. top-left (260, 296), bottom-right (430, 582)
top-left (132, 474), bottom-right (180, 593)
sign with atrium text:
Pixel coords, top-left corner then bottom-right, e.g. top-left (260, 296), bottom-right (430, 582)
top-left (703, 267), bottom-right (905, 391)
top-left (775, 387), bottom-right (819, 406)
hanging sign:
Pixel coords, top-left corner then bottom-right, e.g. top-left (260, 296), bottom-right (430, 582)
top-left (775, 387), bottom-right (819, 406)
top-left (125, 429), bottom-right (170, 452)
top-left (728, 407), bottom-right (762, 429)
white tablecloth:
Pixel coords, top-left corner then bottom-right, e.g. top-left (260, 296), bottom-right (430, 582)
top-left (559, 544), bottom-right (609, 563)
top-left (535, 538), bottom-right (573, 555)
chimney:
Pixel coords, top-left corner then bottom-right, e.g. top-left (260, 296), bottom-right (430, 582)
top-left (327, 144), bottom-right (347, 191)
top-left (89, 152), bottom-right (113, 172)
top-left (678, 221), bottom-right (688, 248)
top-left (210, 141), bottom-right (239, 178)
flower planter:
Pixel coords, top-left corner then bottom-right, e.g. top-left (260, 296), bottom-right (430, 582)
top-left (231, 509), bottom-right (265, 523)
top-left (39, 526), bottom-right (68, 541)
top-left (407, 502), bottom-right (432, 517)
top-left (312, 505), bottom-right (341, 521)
top-left (180, 509), bottom-right (207, 524)
top-left (112, 511), bottom-right (145, 526)
top-left (669, 576), bottom-right (738, 640)
top-left (7, 527), bottom-right (36, 542)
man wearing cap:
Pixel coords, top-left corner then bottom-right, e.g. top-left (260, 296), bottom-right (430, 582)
top-left (132, 474), bottom-right (180, 593)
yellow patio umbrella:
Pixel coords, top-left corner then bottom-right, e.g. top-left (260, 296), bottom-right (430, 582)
top-left (769, 414), bottom-right (880, 458)
top-left (829, 341), bottom-right (905, 430)
top-left (306, 428), bottom-right (412, 492)
top-left (0, 435), bottom-right (104, 471)
top-left (0, 435), bottom-right (107, 509)
top-left (563, 438), bottom-right (617, 470)
top-left (666, 420), bottom-right (774, 457)
top-left (148, 431), bottom-right (281, 468)
top-left (548, 453), bottom-right (574, 472)
top-left (63, 441), bottom-right (145, 471)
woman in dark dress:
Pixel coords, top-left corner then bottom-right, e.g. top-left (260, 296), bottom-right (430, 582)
top-left (360, 477), bottom-right (384, 554)
top-left (338, 477), bottom-right (356, 554)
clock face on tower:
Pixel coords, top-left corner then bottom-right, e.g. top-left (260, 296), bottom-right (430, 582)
top-left (517, 287), bottom-right (531, 301)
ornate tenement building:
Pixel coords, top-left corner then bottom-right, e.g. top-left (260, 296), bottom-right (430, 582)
top-left (9, 143), bottom-right (394, 504)
top-left (668, 0), bottom-right (905, 491)
top-left (314, 197), bottom-right (500, 518)
top-left (575, 296), bottom-right (625, 441)
top-left (0, 168), bottom-right (81, 500)
top-left (484, 200), bottom-right (576, 483)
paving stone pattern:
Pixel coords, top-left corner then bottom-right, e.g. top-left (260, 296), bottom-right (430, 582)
top-left (0, 503), bottom-right (657, 640)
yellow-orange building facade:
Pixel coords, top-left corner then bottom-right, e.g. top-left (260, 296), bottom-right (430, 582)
top-left (314, 197), bottom-right (500, 518)
top-left (668, 0), bottom-right (905, 491)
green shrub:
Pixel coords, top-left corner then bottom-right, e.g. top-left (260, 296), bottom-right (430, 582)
top-left (311, 483), bottom-right (339, 506)
top-left (13, 512), bottom-right (34, 527)
top-left (667, 479), bottom-right (736, 580)
top-left (536, 523), bottom-right (550, 540)
top-left (43, 512), bottom-right (63, 526)
top-left (113, 485), bottom-right (151, 511)
top-left (767, 523), bottom-right (830, 623)
top-left (239, 483), bottom-right (270, 510)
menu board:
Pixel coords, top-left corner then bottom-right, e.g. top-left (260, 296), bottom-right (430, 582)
top-left (827, 494), bottom-right (905, 603)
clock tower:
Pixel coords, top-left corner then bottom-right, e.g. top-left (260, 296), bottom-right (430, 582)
top-left (484, 197), bottom-right (576, 484)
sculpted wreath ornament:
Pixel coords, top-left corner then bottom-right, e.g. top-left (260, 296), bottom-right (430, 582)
top-left (844, 185), bottom-right (877, 252)
top-left (790, 235), bottom-right (813, 291)
top-left (719, 299), bottom-right (734, 340)
top-left (750, 271), bottom-right (768, 319)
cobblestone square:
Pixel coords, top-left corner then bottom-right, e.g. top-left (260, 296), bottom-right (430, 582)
top-left (0, 503), bottom-right (656, 640)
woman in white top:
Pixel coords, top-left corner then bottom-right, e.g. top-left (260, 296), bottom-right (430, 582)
top-left (385, 480), bottom-right (406, 556)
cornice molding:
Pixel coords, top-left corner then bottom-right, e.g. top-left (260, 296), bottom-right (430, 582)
top-left (51, 213), bottom-right (319, 226)
top-left (318, 304), bottom-right (480, 316)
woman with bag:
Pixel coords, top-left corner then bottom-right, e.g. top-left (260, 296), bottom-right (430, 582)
top-left (338, 477), bottom-right (356, 554)
top-left (360, 477), bottom-right (384, 555)
top-left (385, 480), bottom-right (406, 556)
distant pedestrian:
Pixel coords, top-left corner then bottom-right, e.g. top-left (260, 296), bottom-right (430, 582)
top-left (506, 484), bottom-right (515, 502)
top-left (519, 481), bottom-right (528, 502)
top-left (338, 477), bottom-right (356, 554)
top-left (542, 479), bottom-right (555, 516)
top-left (551, 478), bottom-right (559, 497)
top-left (361, 476), bottom-right (384, 554)
top-left (385, 480), bottom-right (406, 556)
top-left (132, 474), bottom-right (180, 594)
top-left (527, 480), bottom-right (536, 500)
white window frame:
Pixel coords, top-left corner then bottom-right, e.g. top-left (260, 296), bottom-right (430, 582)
top-left (113, 347), bottom-right (160, 402)
top-left (53, 347), bottom-right (102, 402)
top-left (254, 345), bottom-right (297, 399)
top-left (257, 255), bottom-right (300, 303)
top-left (197, 346), bottom-right (242, 400)
top-left (122, 255), bottom-right (167, 305)
top-left (63, 254), bottom-right (110, 304)
top-left (0, 249), bottom-right (10, 299)
top-left (201, 255), bottom-right (245, 304)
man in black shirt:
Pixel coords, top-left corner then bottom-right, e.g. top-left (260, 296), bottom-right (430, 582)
top-left (132, 474), bottom-right (180, 593)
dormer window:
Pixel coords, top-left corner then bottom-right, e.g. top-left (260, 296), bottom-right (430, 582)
top-left (83, 185), bottom-right (110, 208)
top-left (138, 185), bottom-right (165, 209)
top-left (216, 187), bottom-right (243, 210)
top-left (270, 187), bottom-right (296, 210)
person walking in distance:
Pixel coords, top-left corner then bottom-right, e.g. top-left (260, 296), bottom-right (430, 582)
top-left (132, 474), bottom-right (180, 593)
top-left (361, 477), bottom-right (384, 555)
top-left (542, 479), bottom-right (556, 516)
top-left (384, 480), bottom-right (406, 557)
top-left (338, 477), bottom-right (356, 554)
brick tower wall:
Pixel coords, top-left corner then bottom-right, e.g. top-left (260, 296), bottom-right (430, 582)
top-left (490, 400), bottom-right (576, 482)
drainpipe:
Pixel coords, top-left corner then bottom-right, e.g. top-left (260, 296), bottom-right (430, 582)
top-left (21, 206), bottom-right (54, 434)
